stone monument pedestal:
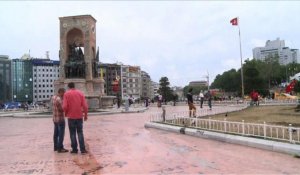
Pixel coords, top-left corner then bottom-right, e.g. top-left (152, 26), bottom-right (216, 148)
top-left (54, 78), bottom-right (115, 109)
top-left (100, 96), bottom-right (115, 109)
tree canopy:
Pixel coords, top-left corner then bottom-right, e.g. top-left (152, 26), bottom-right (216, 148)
top-left (158, 77), bottom-right (174, 102)
top-left (210, 56), bottom-right (300, 97)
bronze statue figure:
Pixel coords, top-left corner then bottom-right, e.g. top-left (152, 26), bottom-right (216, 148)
top-left (65, 42), bottom-right (86, 78)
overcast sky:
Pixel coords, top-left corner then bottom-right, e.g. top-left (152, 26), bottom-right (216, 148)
top-left (1, 1), bottom-right (300, 87)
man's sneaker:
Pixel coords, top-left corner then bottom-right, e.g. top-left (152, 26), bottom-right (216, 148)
top-left (70, 150), bottom-right (78, 154)
top-left (58, 148), bottom-right (69, 153)
top-left (54, 148), bottom-right (58, 151)
top-left (81, 150), bottom-right (88, 154)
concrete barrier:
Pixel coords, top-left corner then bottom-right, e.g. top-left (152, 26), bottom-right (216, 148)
top-left (145, 122), bottom-right (300, 156)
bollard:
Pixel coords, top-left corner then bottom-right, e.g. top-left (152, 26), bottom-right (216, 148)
top-left (224, 118), bottom-right (227, 133)
top-left (242, 120), bottom-right (245, 135)
top-left (162, 106), bottom-right (166, 122)
top-left (263, 122), bottom-right (266, 139)
top-left (289, 124), bottom-right (293, 143)
top-left (125, 98), bottom-right (129, 112)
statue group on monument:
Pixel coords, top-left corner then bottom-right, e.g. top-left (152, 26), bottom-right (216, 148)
top-left (64, 42), bottom-right (100, 79)
top-left (65, 42), bottom-right (86, 78)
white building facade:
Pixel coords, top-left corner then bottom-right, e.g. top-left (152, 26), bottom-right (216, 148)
top-left (252, 38), bottom-right (299, 65)
top-left (141, 71), bottom-right (151, 99)
top-left (120, 65), bottom-right (142, 100)
top-left (150, 81), bottom-right (159, 99)
top-left (32, 59), bottom-right (60, 102)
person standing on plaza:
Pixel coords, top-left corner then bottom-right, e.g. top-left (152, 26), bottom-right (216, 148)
top-left (63, 82), bottom-right (88, 154)
top-left (187, 88), bottom-right (196, 117)
top-left (52, 88), bottom-right (68, 153)
top-left (206, 90), bottom-right (212, 110)
top-left (157, 94), bottom-right (162, 107)
top-left (199, 90), bottom-right (204, 108)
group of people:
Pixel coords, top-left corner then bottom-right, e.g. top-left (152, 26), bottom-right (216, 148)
top-left (52, 82), bottom-right (88, 154)
top-left (186, 88), bottom-right (212, 117)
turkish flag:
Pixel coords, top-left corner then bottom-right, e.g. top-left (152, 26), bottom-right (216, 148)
top-left (230, 17), bottom-right (238, 26)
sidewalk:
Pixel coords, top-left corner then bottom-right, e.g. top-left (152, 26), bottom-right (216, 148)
top-left (0, 106), bottom-right (148, 118)
top-left (0, 106), bottom-right (299, 174)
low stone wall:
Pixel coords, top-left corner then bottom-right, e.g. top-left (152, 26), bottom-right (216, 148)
top-left (100, 96), bottom-right (115, 109)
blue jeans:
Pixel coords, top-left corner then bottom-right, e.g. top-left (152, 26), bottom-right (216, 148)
top-left (53, 121), bottom-right (65, 150)
top-left (68, 119), bottom-right (86, 152)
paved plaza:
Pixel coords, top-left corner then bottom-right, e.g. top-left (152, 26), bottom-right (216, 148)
top-left (0, 105), bottom-right (300, 174)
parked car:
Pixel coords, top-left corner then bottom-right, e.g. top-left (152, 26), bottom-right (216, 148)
top-left (4, 102), bottom-right (21, 109)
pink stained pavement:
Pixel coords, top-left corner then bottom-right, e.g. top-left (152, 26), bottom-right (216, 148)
top-left (0, 105), bottom-right (299, 174)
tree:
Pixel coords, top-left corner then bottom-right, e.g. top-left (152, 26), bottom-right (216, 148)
top-left (158, 77), bottom-right (174, 103)
top-left (210, 69), bottom-right (240, 93)
top-left (183, 85), bottom-right (207, 97)
top-left (210, 56), bottom-right (294, 97)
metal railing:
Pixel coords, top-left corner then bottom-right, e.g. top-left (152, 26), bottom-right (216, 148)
top-left (149, 111), bottom-right (300, 144)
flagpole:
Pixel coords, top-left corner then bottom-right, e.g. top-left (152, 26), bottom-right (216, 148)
top-left (238, 17), bottom-right (245, 99)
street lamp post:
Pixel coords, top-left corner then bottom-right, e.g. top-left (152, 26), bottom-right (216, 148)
top-left (202, 71), bottom-right (210, 91)
top-left (285, 59), bottom-right (288, 83)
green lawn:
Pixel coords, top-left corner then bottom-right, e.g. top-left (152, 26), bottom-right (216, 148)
top-left (203, 105), bottom-right (300, 127)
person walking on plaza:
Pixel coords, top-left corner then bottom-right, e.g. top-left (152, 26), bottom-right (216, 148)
top-left (52, 88), bottom-right (68, 153)
top-left (63, 82), bottom-right (88, 154)
top-left (187, 88), bottom-right (196, 117)
top-left (199, 90), bottom-right (204, 108)
top-left (206, 90), bottom-right (212, 110)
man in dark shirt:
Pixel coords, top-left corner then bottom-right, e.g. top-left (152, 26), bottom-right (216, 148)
top-left (186, 88), bottom-right (196, 117)
top-left (206, 90), bottom-right (212, 110)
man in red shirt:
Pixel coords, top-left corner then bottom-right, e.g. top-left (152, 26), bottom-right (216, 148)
top-left (52, 88), bottom-right (68, 153)
top-left (63, 82), bottom-right (88, 154)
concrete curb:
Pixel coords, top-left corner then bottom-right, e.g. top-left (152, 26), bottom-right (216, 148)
top-left (145, 122), bottom-right (300, 156)
top-left (0, 108), bottom-right (148, 118)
